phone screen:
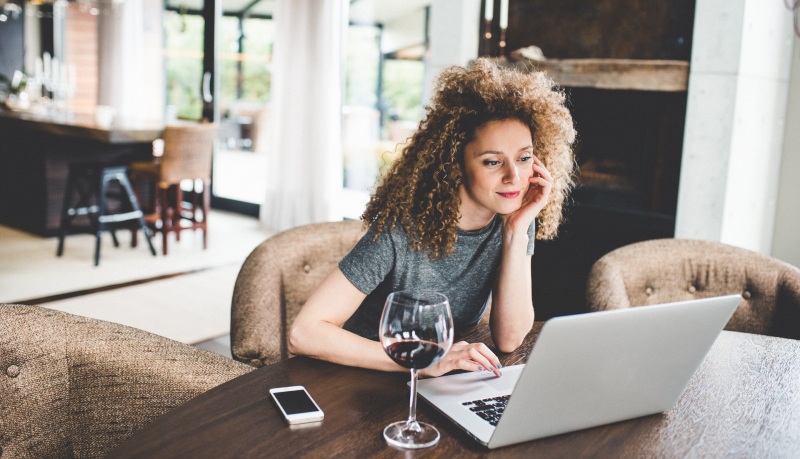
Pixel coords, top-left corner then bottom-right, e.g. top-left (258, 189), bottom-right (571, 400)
top-left (273, 389), bottom-right (319, 414)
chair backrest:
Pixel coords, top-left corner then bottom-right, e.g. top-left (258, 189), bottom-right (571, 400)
top-left (586, 238), bottom-right (800, 339)
top-left (159, 123), bottom-right (218, 184)
top-left (230, 220), bottom-right (367, 367)
top-left (0, 303), bottom-right (252, 459)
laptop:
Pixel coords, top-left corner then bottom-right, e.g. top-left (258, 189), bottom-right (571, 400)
top-left (416, 294), bottom-right (742, 449)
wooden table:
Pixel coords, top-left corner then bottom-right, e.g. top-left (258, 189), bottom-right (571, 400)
top-left (0, 109), bottom-right (162, 236)
top-left (109, 324), bottom-right (800, 458)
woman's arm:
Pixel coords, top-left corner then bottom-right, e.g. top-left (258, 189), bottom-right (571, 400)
top-left (288, 267), bottom-right (504, 377)
top-left (492, 156), bottom-right (553, 352)
top-left (288, 268), bottom-right (400, 371)
top-left (490, 243), bottom-right (534, 353)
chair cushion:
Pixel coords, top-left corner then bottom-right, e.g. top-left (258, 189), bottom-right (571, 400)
top-left (0, 306), bottom-right (72, 458)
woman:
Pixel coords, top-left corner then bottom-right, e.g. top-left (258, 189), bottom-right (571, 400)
top-left (289, 58), bottom-right (576, 378)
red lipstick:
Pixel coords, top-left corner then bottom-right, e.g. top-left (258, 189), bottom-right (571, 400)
top-left (498, 191), bottom-right (521, 198)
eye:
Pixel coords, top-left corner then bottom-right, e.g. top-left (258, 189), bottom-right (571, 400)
top-left (518, 155), bottom-right (532, 163)
top-left (482, 160), bottom-right (500, 167)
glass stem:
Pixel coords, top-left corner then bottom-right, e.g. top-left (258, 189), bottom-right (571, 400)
top-left (406, 368), bottom-right (421, 432)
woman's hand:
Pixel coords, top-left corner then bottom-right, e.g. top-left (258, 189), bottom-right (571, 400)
top-left (420, 341), bottom-right (503, 378)
top-left (501, 156), bottom-right (553, 232)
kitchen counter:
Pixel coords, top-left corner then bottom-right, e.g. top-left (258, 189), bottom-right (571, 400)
top-left (0, 108), bottom-right (164, 236)
top-left (0, 108), bottom-right (163, 143)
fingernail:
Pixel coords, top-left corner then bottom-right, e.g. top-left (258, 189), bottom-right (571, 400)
top-left (488, 366), bottom-right (495, 372)
top-left (497, 363), bottom-right (503, 369)
top-left (477, 365), bottom-right (484, 371)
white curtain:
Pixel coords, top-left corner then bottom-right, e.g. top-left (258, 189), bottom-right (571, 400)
top-left (96, 0), bottom-right (163, 122)
top-left (260, 0), bottom-right (347, 231)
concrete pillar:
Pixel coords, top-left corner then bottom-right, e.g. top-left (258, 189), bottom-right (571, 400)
top-left (675, 0), bottom-right (795, 255)
top-left (424, 0), bottom-right (481, 103)
top-left (772, 35), bottom-right (800, 266)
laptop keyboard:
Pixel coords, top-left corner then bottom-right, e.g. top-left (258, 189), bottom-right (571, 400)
top-left (462, 395), bottom-right (510, 427)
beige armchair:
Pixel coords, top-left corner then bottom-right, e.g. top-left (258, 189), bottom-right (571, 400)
top-left (0, 303), bottom-right (252, 459)
top-left (586, 238), bottom-right (800, 339)
top-left (231, 220), bottom-right (366, 367)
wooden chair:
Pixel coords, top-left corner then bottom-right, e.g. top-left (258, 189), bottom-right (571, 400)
top-left (230, 220), bottom-right (366, 367)
top-left (585, 238), bottom-right (800, 339)
top-left (0, 303), bottom-right (252, 459)
top-left (130, 123), bottom-right (217, 255)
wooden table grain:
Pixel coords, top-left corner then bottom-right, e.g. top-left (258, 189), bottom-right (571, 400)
top-left (109, 324), bottom-right (800, 458)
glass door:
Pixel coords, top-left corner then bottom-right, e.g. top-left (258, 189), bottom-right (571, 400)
top-left (163, 0), bottom-right (273, 216)
top-left (164, 5), bottom-right (205, 122)
top-left (212, 6), bottom-right (273, 212)
top-left (342, 2), bottom-right (429, 219)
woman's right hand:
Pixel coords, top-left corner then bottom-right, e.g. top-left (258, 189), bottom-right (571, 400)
top-left (420, 341), bottom-right (503, 378)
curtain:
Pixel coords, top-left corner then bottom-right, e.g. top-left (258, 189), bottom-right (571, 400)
top-left (96, 0), bottom-right (163, 122)
top-left (260, 0), bottom-right (347, 231)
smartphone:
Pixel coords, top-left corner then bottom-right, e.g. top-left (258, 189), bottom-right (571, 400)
top-left (269, 386), bottom-right (324, 425)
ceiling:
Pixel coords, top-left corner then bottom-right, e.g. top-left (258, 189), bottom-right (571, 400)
top-left (163, 0), bottom-right (431, 24)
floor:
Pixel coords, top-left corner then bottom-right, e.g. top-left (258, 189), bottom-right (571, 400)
top-left (0, 210), bottom-right (274, 358)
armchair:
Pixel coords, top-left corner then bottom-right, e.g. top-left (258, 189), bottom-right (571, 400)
top-left (230, 220), bottom-right (366, 367)
top-left (0, 303), bottom-right (252, 458)
top-left (586, 238), bottom-right (800, 339)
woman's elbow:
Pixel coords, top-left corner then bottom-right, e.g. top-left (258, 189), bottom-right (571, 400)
top-left (491, 319), bottom-right (533, 353)
top-left (493, 323), bottom-right (532, 353)
top-left (287, 321), bottom-right (308, 356)
top-left (495, 335), bottom-right (525, 354)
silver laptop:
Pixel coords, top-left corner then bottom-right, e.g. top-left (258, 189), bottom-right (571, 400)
top-left (416, 294), bottom-right (742, 449)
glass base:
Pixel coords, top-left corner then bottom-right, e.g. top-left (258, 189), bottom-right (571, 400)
top-left (383, 421), bottom-right (440, 449)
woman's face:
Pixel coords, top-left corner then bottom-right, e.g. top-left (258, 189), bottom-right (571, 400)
top-left (458, 118), bottom-right (534, 228)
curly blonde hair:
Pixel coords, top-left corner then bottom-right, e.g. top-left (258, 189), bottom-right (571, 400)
top-left (362, 58), bottom-right (576, 258)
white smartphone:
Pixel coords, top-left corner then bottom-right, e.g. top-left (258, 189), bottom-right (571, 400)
top-left (269, 386), bottom-right (324, 425)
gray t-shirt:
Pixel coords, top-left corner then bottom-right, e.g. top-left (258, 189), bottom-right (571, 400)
top-left (339, 216), bottom-right (535, 340)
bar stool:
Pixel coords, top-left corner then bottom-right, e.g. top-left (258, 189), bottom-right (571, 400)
top-left (56, 162), bottom-right (157, 266)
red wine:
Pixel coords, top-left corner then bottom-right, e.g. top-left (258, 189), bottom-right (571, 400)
top-left (385, 340), bottom-right (446, 369)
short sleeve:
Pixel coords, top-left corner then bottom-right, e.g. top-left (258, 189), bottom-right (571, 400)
top-left (339, 226), bottom-right (396, 294)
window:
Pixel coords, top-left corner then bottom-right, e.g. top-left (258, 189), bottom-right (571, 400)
top-left (342, 3), bottom-right (429, 218)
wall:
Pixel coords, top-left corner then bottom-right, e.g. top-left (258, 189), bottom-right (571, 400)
top-left (675, 0), bottom-right (794, 256)
top-left (501, 0), bottom-right (696, 60)
top-left (382, 7), bottom-right (426, 54)
top-left (0, 5), bottom-right (24, 84)
top-left (64, 3), bottom-right (97, 115)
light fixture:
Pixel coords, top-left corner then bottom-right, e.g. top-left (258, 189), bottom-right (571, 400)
top-left (0, 0), bottom-right (22, 21)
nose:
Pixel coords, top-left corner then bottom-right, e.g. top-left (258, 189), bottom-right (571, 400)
top-left (502, 162), bottom-right (521, 184)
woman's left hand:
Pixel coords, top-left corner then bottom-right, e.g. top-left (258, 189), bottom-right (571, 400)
top-left (502, 156), bottom-right (553, 232)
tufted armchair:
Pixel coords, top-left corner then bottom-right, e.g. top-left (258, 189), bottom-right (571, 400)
top-left (231, 220), bottom-right (366, 367)
top-left (586, 238), bottom-right (800, 339)
top-left (0, 303), bottom-right (252, 459)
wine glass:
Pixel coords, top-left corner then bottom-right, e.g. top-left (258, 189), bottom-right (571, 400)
top-left (379, 290), bottom-right (454, 449)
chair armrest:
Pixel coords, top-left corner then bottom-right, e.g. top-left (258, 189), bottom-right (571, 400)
top-left (231, 238), bottom-right (286, 367)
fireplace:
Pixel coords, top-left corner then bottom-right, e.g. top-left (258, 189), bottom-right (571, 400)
top-left (484, 0), bottom-right (697, 317)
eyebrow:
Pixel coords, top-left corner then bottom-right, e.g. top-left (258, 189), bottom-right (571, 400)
top-left (475, 146), bottom-right (533, 157)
